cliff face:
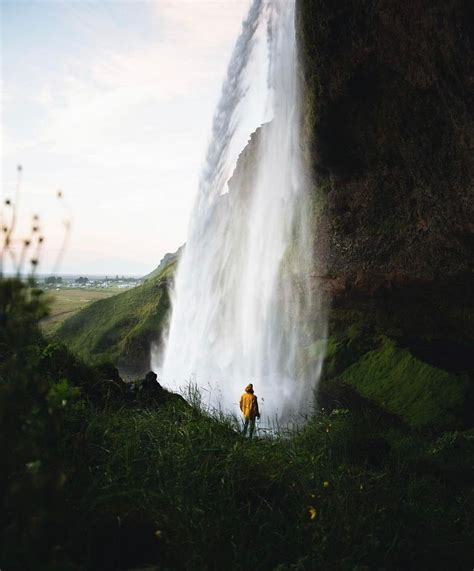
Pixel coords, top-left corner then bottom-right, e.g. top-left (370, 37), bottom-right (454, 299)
top-left (296, 0), bottom-right (474, 428)
top-left (297, 0), bottom-right (474, 286)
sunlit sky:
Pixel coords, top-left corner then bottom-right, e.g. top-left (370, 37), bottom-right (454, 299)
top-left (1, 0), bottom-right (252, 275)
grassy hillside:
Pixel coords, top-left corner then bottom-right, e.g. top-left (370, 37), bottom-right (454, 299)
top-left (41, 288), bottom-right (120, 335)
top-left (56, 260), bottom-right (176, 377)
top-left (54, 399), bottom-right (474, 571)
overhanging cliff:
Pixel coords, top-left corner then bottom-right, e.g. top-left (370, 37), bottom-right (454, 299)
top-left (297, 0), bottom-right (474, 427)
top-left (297, 0), bottom-right (473, 285)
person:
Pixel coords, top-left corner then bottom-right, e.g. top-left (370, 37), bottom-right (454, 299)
top-left (239, 383), bottom-right (260, 438)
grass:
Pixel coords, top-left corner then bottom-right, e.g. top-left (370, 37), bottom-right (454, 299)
top-left (51, 397), bottom-right (473, 570)
top-left (341, 337), bottom-right (471, 430)
top-left (41, 288), bottom-right (122, 335)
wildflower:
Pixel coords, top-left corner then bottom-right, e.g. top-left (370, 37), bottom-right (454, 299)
top-left (307, 505), bottom-right (317, 521)
top-left (359, 484), bottom-right (364, 490)
top-left (155, 529), bottom-right (163, 539)
top-left (323, 481), bottom-right (330, 489)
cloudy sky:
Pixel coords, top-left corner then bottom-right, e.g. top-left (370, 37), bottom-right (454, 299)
top-left (1, 0), bottom-right (253, 275)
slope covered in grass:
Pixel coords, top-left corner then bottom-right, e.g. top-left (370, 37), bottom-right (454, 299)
top-left (41, 288), bottom-right (120, 335)
top-left (342, 337), bottom-right (471, 430)
top-left (42, 398), bottom-right (474, 570)
top-left (57, 260), bottom-right (176, 376)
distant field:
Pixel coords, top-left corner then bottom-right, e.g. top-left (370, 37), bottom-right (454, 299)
top-left (41, 288), bottom-right (122, 335)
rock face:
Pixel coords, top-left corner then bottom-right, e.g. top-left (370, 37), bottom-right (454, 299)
top-left (142, 247), bottom-right (183, 282)
top-left (297, 0), bottom-right (474, 285)
top-left (295, 0), bottom-right (474, 428)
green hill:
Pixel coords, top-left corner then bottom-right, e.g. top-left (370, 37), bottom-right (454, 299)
top-left (56, 258), bottom-right (176, 377)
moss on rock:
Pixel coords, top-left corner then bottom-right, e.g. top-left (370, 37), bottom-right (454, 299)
top-left (341, 337), bottom-right (471, 430)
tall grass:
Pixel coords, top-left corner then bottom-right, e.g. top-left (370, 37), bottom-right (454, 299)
top-left (55, 393), bottom-right (473, 570)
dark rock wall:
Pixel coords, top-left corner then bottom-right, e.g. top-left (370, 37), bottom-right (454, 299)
top-left (297, 0), bottom-right (474, 286)
top-left (296, 0), bottom-right (474, 427)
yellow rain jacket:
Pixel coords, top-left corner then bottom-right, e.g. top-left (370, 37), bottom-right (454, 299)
top-left (240, 384), bottom-right (260, 420)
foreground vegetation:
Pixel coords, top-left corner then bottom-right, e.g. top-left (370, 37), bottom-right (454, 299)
top-left (1, 278), bottom-right (473, 570)
top-left (55, 404), bottom-right (473, 570)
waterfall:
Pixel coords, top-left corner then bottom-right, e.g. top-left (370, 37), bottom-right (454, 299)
top-left (154, 0), bottom-right (326, 425)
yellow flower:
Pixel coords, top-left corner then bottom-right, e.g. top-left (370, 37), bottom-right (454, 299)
top-left (155, 529), bottom-right (163, 539)
top-left (323, 481), bottom-right (330, 488)
top-left (307, 505), bottom-right (317, 521)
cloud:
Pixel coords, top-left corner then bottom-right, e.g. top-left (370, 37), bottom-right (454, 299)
top-left (4, 1), bottom-right (250, 162)
top-left (1, 0), bottom-right (252, 274)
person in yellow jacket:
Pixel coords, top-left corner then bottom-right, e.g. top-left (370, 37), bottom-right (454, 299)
top-left (240, 383), bottom-right (260, 438)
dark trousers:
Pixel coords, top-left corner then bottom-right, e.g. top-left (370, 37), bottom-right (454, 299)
top-left (242, 417), bottom-right (256, 438)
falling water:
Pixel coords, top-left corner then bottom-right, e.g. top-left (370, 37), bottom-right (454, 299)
top-left (154, 0), bottom-right (326, 424)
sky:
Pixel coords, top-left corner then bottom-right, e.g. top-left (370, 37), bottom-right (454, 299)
top-left (1, 0), bottom-right (253, 275)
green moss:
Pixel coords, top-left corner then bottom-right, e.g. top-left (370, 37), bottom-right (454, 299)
top-left (341, 337), bottom-right (470, 430)
top-left (321, 336), bottom-right (358, 378)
